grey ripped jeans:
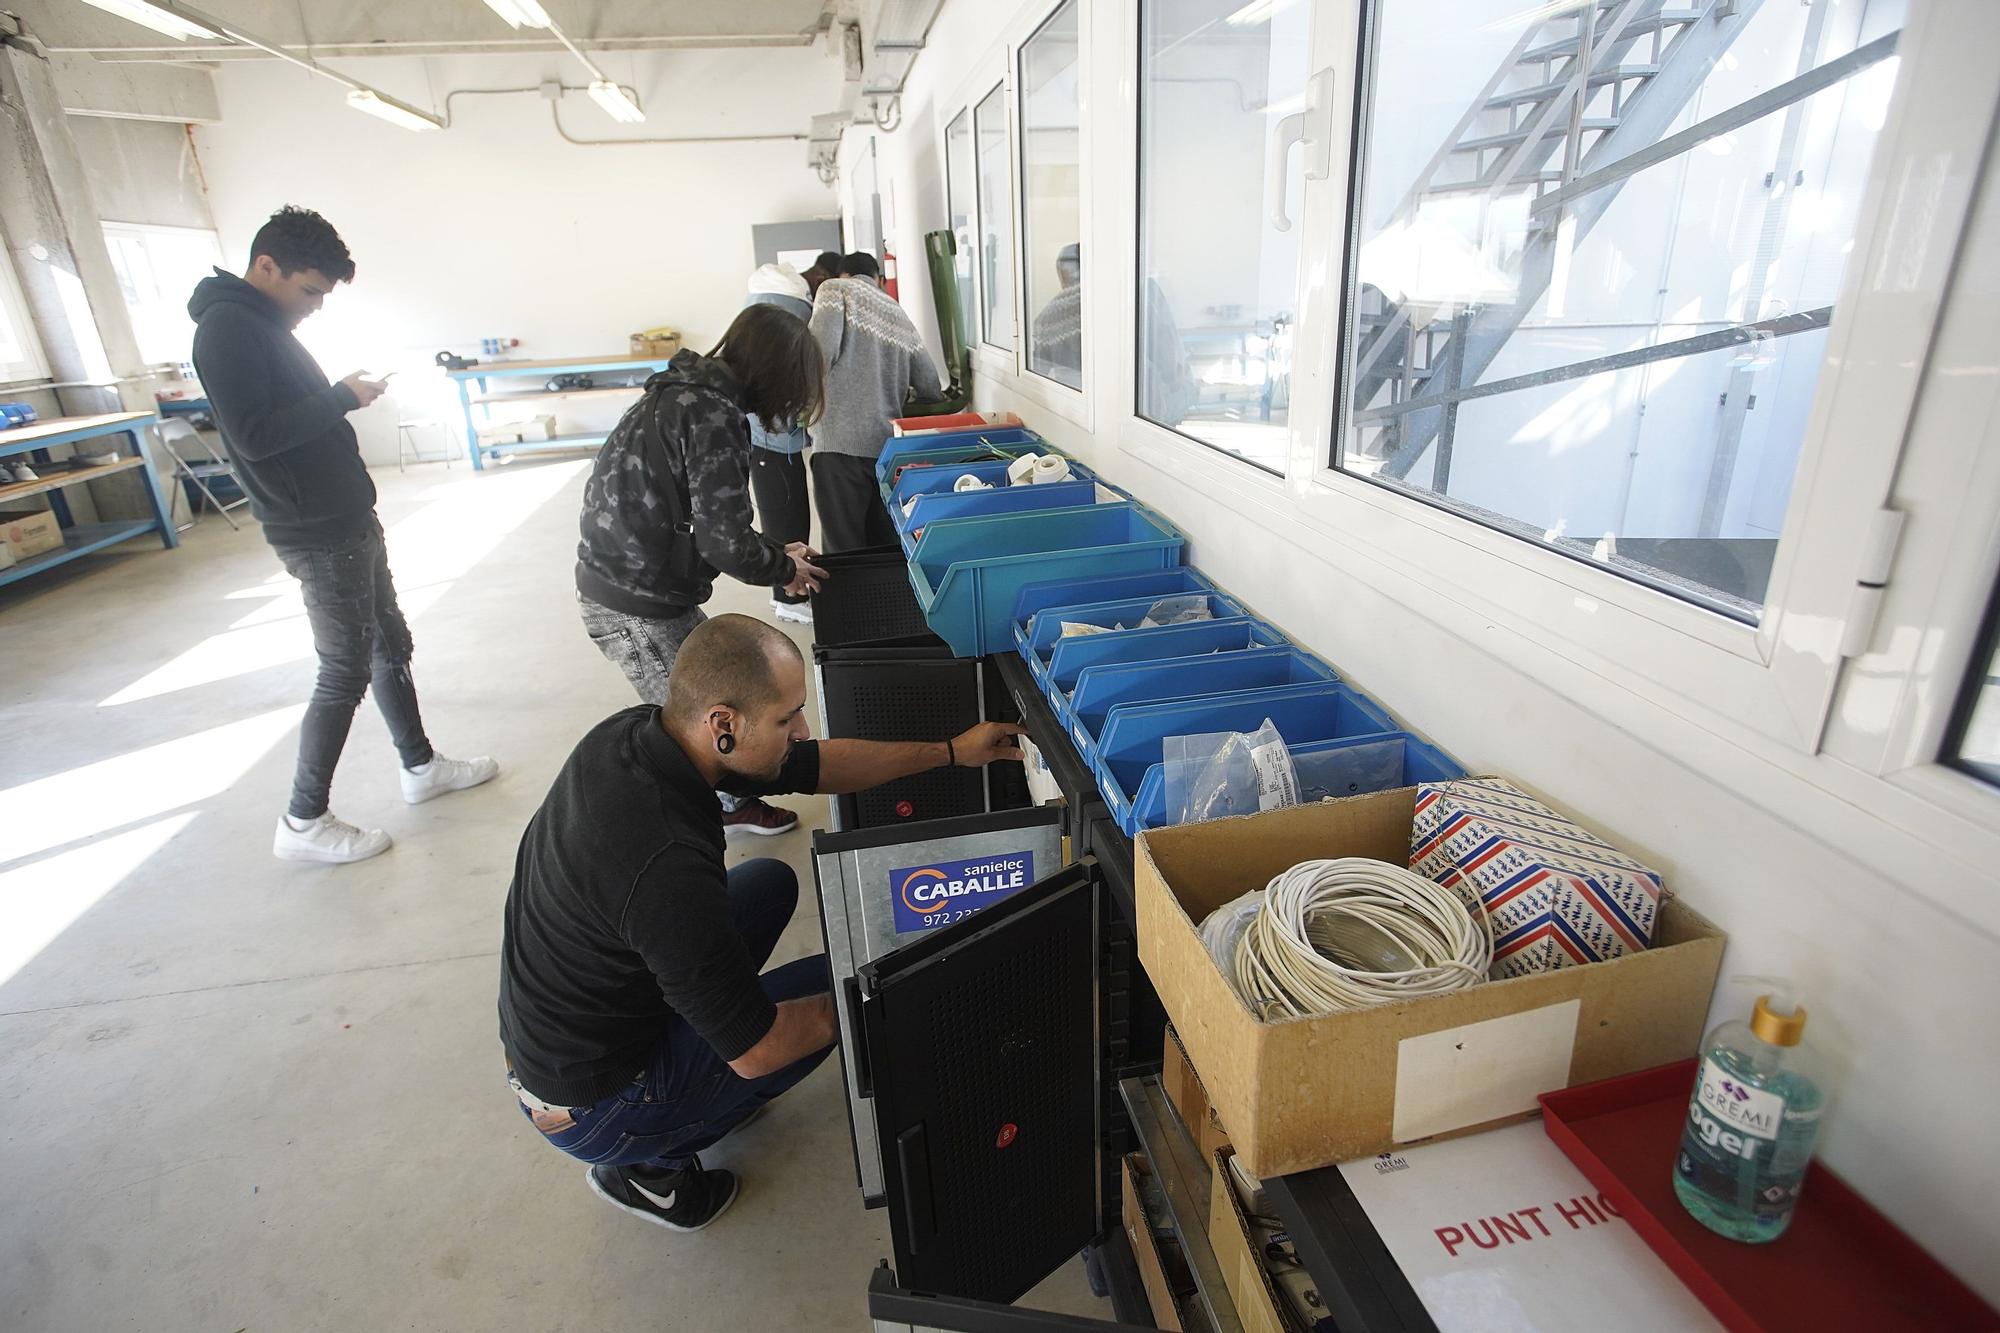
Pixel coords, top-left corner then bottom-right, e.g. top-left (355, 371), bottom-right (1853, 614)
top-left (576, 593), bottom-right (741, 812)
top-left (273, 522), bottom-right (433, 820)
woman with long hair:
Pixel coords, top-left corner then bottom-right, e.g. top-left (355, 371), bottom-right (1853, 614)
top-left (573, 302), bottom-right (829, 836)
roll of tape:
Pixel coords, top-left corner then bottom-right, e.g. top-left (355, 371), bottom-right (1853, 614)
top-left (953, 474), bottom-right (992, 492)
top-left (1030, 455), bottom-right (1072, 484)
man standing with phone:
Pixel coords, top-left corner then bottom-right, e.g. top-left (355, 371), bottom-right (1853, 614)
top-left (190, 205), bottom-right (496, 865)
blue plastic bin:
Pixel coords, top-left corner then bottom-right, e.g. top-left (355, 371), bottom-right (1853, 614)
top-left (896, 478), bottom-right (1112, 553)
top-left (1126, 731), bottom-right (1464, 835)
top-left (1037, 613), bottom-right (1281, 722)
top-left (876, 429), bottom-right (1045, 495)
top-left (892, 457), bottom-right (1098, 508)
top-left (1009, 567), bottom-right (1222, 657)
top-left (1092, 681), bottom-right (1398, 837)
top-left (1022, 591), bottom-right (1257, 685)
top-left (1068, 646), bottom-right (1338, 761)
top-left (908, 502), bottom-right (1186, 658)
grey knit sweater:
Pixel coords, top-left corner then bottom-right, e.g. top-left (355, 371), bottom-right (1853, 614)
top-left (807, 277), bottom-right (943, 460)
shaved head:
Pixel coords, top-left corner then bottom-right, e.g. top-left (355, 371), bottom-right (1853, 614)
top-left (664, 614), bottom-right (802, 729)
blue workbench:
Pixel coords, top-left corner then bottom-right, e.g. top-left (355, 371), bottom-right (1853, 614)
top-left (442, 353), bottom-right (676, 470)
top-left (0, 410), bottom-right (177, 590)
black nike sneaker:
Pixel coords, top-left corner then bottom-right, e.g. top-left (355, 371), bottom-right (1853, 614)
top-left (586, 1157), bottom-right (741, 1232)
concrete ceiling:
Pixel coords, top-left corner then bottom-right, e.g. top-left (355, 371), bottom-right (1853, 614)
top-left (10, 1), bottom-right (840, 59)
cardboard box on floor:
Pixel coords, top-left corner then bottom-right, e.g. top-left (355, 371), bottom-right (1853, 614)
top-left (1136, 785), bottom-right (1725, 1178)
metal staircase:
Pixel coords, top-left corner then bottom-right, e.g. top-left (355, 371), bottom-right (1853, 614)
top-left (1350, 0), bottom-right (1766, 480)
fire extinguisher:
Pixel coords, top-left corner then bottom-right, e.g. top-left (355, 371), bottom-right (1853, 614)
top-left (882, 247), bottom-right (900, 300)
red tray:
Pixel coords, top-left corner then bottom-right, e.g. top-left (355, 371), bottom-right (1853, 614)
top-left (1540, 1061), bottom-right (1996, 1333)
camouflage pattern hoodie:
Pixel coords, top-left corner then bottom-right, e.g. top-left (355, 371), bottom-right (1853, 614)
top-left (574, 349), bottom-right (792, 619)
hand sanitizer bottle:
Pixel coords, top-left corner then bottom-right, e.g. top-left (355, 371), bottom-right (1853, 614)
top-left (1673, 978), bottom-right (1825, 1242)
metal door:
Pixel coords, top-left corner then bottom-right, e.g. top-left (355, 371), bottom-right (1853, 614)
top-left (861, 859), bottom-right (1102, 1305)
top-left (813, 807), bottom-right (1067, 1205)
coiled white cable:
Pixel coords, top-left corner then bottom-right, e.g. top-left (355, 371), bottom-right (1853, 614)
top-left (1232, 858), bottom-right (1492, 1018)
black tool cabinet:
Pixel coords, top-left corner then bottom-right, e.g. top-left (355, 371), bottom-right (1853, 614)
top-left (808, 558), bottom-right (1193, 1329)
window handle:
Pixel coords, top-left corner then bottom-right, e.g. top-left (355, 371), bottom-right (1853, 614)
top-left (1267, 67), bottom-right (1338, 234)
top-left (1267, 109), bottom-right (1309, 233)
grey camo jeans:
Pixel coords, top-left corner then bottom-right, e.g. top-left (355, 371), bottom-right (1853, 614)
top-left (575, 593), bottom-right (739, 812)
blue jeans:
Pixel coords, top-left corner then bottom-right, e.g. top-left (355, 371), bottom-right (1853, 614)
top-left (520, 859), bottom-right (833, 1171)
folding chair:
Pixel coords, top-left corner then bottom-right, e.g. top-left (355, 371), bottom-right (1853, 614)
top-left (157, 417), bottom-right (248, 532)
top-left (397, 419), bottom-right (454, 471)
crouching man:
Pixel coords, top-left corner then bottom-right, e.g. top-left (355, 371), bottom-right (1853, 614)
top-left (498, 613), bottom-right (1022, 1229)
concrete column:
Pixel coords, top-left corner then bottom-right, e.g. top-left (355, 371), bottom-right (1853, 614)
top-left (2, 24), bottom-right (164, 522)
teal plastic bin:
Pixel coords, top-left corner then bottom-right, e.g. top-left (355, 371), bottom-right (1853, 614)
top-left (908, 502), bottom-right (1186, 658)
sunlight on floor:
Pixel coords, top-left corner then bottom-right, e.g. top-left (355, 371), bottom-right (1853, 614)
top-left (99, 461), bottom-right (587, 707)
top-left (0, 705), bottom-right (305, 867)
top-left (0, 813), bottom-right (198, 987)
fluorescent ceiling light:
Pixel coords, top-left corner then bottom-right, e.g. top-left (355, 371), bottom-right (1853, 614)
top-left (481, 0), bottom-right (553, 27)
top-left (588, 80), bottom-right (646, 124)
top-left (78, 0), bottom-right (211, 40)
top-left (345, 90), bottom-right (444, 132)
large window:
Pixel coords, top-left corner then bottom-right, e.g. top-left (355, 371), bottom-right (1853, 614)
top-left (944, 109), bottom-right (978, 352)
top-left (1019, 0), bottom-right (1083, 391)
top-left (1136, 0), bottom-right (1308, 473)
top-left (0, 249), bottom-right (49, 384)
top-left (103, 222), bottom-right (225, 366)
top-left (1332, 0), bottom-right (1909, 621)
top-left (975, 82), bottom-right (1015, 350)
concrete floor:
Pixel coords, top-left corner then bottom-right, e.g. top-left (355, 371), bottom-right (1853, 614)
top-left (0, 460), bottom-right (1111, 1332)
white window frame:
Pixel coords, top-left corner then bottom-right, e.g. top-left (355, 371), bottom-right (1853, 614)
top-left (0, 245), bottom-right (51, 386)
top-left (1096, 0), bottom-right (2000, 760)
top-left (941, 0), bottom-right (1096, 434)
top-left (101, 219), bottom-right (225, 368)
top-left (1012, 0), bottom-right (1093, 419)
top-left (942, 107), bottom-right (981, 359)
top-left (963, 76), bottom-right (1017, 368)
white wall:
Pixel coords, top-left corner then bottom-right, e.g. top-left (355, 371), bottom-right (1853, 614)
top-left (191, 47), bottom-right (841, 463)
top-left (873, 0), bottom-right (2000, 1302)
top-left (68, 116), bottom-right (214, 232)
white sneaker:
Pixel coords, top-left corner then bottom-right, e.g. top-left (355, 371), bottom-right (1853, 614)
top-left (400, 752), bottom-right (500, 805)
top-left (771, 599), bottom-right (813, 625)
top-left (273, 812), bottom-right (392, 864)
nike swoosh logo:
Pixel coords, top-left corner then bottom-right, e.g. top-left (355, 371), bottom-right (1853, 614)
top-left (631, 1180), bottom-right (679, 1210)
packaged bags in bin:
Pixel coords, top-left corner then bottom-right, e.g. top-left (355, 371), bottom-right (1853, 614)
top-left (1162, 719), bottom-right (1300, 826)
top-left (1410, 777), bottom-right (1665, 979)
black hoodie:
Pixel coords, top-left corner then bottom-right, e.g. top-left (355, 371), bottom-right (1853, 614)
top-left (574, 349), bottom-right (793, 618)
top-left (187, 269), bottom-right (375, 548)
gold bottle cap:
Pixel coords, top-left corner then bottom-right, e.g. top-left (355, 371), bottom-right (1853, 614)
top-left (1752, 994), bottom-right (1808, 1047)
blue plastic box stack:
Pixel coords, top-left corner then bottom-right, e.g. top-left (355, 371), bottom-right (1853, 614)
top-left (871, 418), bottom-right (1466, 835)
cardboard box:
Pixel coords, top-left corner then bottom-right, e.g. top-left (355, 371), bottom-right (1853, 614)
top-left (1120, 1153), bottom-right (1183, 1332)
top-left (1135, 786), bottom-right (1725, 1177)
top-left (1162, 1025), bottom-right (1210, 1143)
top-left (1411, 778), bottom-right (1666, 979)
top-left (0, 507), bottom-right (63, 560)
top-left (1199, 1103), bottom-right (1232, 1164)
top-left (629, 333), bottom-right (682, 358)
top-left (0, 538), bottom-right (16, 570)
top-left (1209, 1148), bottom-right (1306, 1333)
top-left (474, 414), bottom-right (556, 446)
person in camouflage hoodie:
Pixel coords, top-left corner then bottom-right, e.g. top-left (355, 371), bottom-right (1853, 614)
top-left (575, 303), bottom-right (828, 836)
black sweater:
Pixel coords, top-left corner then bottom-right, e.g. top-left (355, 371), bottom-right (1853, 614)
top-left (187, 269), bottom-right (375, 548)
top-left (574, 349), bottom-right (793, 618)
top-left (498, 706), bottom-right (821, 1107)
